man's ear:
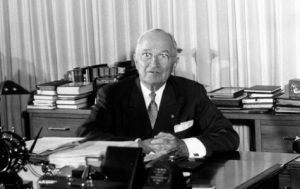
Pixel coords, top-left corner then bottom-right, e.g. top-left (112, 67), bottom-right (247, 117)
top-left (133, 53), bottom-right (138, 66)
top-left (172, 57), bottom-right (179, 72)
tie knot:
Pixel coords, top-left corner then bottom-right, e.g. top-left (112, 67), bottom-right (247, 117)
top-left (149, 91), bottom-right (156, 101)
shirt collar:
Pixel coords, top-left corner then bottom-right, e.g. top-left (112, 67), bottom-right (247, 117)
top-left (140, 82), bottom-right (166, 110)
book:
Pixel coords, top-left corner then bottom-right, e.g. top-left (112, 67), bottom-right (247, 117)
top-left (36, 89), bottom-right (57, 95)
top-left (244, 85), bottom-right (281, 94)
top-left (275, 92), bottom-right (300, 106)
top-left (220, 108), bottom-right (271, 114)
top-left (276, 99), bottom-right (300, 107)
top-left (56, 102), bottom-right (88, 109)
top-left (37, 80), bottom-right (71, 91)
top-left (57, 82), bottom-right (93, 95)
top-left (27, 104), bottom-right (56, 110)
top-left (242, 98), bottom-right (274, 104)
top-left (57, 92), bottom-right (92, 100)
top-left (247, 90), bottom-right (283, 98)
top-left (207, 87), bottom-right (245, 98)
top-left (33, 99), bottom-right (56, 105)
top-left (210, 93), bottom-right (247, 107)
top-left (33, 94), bottom-right (57, 100)
top-left (56, 97), bottom-right (87, 105)
top-left (243, 103), bottom-right (274, 109)
top-left (274, 105), bottom-right (300, 113)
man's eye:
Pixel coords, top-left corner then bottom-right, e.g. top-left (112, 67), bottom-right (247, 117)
top-left (160, 54), bottom-right (169, 58)
top-left (142, 53), bottom-right (152, 58)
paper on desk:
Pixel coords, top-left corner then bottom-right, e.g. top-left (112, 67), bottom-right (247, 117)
top-left (48, 140), bottom-right (139, 168)
top-left (26, 137), bottom-right (84, 154)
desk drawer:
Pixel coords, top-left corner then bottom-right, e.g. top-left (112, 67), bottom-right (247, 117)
top-left (261, 120), bottom-right (300, 153)
top-left (30, 117), bottom-right (87, 138)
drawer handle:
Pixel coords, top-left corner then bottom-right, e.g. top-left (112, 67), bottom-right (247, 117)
top-left (47, 127), bottom-right (70, 131)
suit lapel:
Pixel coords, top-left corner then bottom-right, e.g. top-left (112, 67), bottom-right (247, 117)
top-left (153, 80), bottom-right (184, 134)
top-left (126, 78), bottom-right (153, 138)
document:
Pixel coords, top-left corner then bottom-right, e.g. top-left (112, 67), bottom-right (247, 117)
top-left (49, 140), bottom-right (139, 168)
top-left (26, 137), bottom-right (84, 154)
top-left (26, 137), bottom-right (139, 168)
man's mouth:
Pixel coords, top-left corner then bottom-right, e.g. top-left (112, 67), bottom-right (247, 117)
top-left (148, 70), bottom-right (160, 74)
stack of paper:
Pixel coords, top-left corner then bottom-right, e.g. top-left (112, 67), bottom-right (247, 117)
top-left (26, 137), bottom-right (168, 168)
top-left (26, 137), bottom-right (84, 154)
top-left (48, 140), bottom-right (139, 168)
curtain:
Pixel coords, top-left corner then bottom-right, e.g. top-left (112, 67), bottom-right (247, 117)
top-left (1, 0), bottom-right (300, 138)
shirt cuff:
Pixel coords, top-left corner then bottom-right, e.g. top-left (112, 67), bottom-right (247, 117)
top-left (182, 137), bottom-right (206, 158)
top-left (134, 138), bottom-right (141, 143)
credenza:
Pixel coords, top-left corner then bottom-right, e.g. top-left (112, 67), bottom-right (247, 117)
top-left (222, 112), bottom-right (300, 153)
top-left (26, 109), bottom-right (300, 153)
top-left (26, 109), bottom-right (91, 139)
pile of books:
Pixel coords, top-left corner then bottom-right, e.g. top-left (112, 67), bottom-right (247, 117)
top-left (274, 87), bottom-right (300, 114)
top-left (27, 80), bottom-right (71, 110)
top-left (56, 82), bottom-right (93, 109)
top-left (65, 61), bottom-right (137, 83)
top-left (242, 85), bottom-right (282, 112)
top-left (207, 87), bottom-right (247, 110)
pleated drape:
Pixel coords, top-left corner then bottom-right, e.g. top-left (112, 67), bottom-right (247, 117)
top-left (1, 0), bottom-right (300, 138)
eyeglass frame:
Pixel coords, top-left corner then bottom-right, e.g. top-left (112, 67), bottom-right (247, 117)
top-left (138, 51), bottom-right (177, 64)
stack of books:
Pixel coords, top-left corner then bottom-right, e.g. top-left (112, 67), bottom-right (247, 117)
top-left (64, 61), bottom-right (137, 83)
top-left (274, 90), bottom-right (300, 114)
top-left (242, 85), bottom-right (282, 112)
top-left (207, 87), bottom-right (247, 110)
top-left (56, 82), bottom-right (93, 109)
top-left (27, 80), bottom-right (71, 110)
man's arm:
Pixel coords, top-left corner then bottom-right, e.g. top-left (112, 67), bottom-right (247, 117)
top-left (76, 86), bottom-right (131, 141)
top-left (194, 85), bottom-right (240, 156)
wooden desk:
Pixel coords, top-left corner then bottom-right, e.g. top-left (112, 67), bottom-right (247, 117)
top-left (19, 151), bottom-right (299, 189)
top-left (191, 151), bottom-right (299, 189)
top-left (223, 112), bottom-right (300, 153)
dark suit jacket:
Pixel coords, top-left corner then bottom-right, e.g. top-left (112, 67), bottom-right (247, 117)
top-left (77, 75), bottom-right (239, 155)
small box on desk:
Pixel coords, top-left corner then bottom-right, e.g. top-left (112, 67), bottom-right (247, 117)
top-left (289, 79), bottom-right (300, 99)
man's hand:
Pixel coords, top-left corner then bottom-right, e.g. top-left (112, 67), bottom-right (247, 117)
top-left (144, 132), bottom-right (189, 157)
top-left (137, 138), bottom-right (155, 154)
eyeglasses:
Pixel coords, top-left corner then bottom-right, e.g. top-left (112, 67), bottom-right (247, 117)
top-left (140, 52), bottom-right (176, 63)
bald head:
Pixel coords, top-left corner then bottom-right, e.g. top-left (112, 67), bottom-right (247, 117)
top-left (135, 29), bottom-right (178, 56)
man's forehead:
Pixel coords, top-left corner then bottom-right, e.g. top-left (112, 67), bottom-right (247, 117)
top-left (138, 32), bottom-right (174, 52)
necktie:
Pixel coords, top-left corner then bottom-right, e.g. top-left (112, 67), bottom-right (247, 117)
top-left (148, 91), bottom-right (158, 128)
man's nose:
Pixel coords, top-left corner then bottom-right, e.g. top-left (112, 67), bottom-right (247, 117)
top-left (149, 55), bottom-right (160, 66)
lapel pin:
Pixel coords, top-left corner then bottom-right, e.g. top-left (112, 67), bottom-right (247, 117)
top-left (170, 114), bottom-right (175, 119)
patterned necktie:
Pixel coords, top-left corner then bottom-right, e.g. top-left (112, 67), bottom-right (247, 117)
top-left (148, 91), bottom-right (158, 128)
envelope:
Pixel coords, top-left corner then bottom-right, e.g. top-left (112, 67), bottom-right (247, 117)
top-left (174, 120), bottom-right (193, 133)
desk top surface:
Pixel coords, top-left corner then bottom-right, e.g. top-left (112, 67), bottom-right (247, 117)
top-left (192, 151), bottom-right (299, 189)
top-left (19, 151), bottom-right (299, 189)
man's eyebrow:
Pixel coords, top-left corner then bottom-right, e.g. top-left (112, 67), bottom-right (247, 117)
top-left (141, 49), bottom-right (151, 52)
top-left (161, 50), bottom-right (170, 53)
top-left (141, 49), bottom-right (170, 53)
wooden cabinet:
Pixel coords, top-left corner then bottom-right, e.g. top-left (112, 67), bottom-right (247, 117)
top-left (27, 109), bottom-right (91, 139)
top-left (223, 112), bottom-right (300, 153)
top-left (26, 109), bottom-right (300, 153)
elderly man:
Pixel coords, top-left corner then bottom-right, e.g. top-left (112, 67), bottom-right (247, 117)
top-left (77, 28), bottom-right (239, 158)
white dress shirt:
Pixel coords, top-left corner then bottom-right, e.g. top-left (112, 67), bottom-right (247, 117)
top-left (139, 82), bottom-right (207, 158)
